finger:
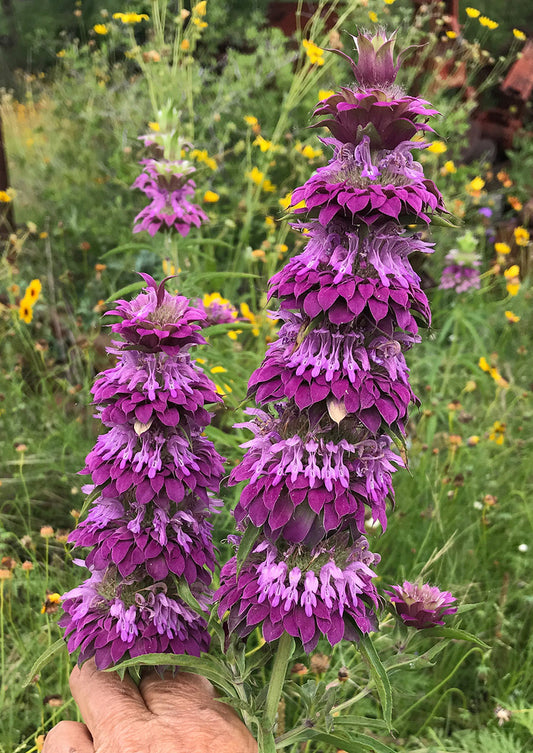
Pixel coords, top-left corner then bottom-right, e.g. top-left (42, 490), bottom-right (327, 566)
top-left (42, 721), bottom-right (93, 753)
top-left (70, 659), bottom-right (151, 739)
top-left (139, 669), bottom-right (216, 716)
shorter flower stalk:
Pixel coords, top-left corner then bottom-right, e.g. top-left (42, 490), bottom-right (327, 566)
top-left (60, 276), bottom-right (224, 668)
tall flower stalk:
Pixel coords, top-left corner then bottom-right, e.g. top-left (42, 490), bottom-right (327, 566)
top-left (60, 275), bottom-right (224, 669)
top-left (216, 29), bottom-right (447, 737)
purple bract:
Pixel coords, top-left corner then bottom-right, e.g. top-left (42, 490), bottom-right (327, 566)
top-left (385, 581), bottom-right (457, 629)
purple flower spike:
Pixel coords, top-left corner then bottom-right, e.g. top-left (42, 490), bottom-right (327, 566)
top-left (217, 30), bottom-right (448, 652)
top-left (132, 157), bottom-right (208, 238)
top-left (385, 581), bottom-right (457, 629)
top-left (62, 277), bottom-right (224, 666)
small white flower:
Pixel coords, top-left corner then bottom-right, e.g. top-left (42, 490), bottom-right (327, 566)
top-left (473, 501), bottom-right (483, 511)
top-left (518, 543), bottom-right (528, 553)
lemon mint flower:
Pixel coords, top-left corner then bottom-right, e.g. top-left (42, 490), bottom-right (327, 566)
top-left (216, 30), bottom-right (448, 651)
top-left (59, 276), bottom-right (224, 669)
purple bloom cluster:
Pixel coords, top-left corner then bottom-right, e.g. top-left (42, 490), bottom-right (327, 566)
top-left (439, 247), bottom-right (481, 294)
top-left (216, 31), bottom-right (447, 651)
top-left (60, 276), bottom-right (224, 668)
top-left (132, 156), bottom-right (208, 237)
top-left (385, 581), bottom-right (457, 629)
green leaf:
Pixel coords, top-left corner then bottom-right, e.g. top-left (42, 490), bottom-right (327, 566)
top-left (175, 578), bottom-right (204, 614)
top-left (24, 639), bottom-right (67, 687)
top-left (236, 524), bottom-right (260, 576)
top-left (332, 715), bottom-right (389, 730)
top-left (307, 730), bottom-right (397, 753)
top-left (105, 281), bottom-right (146, 303)
top-left (201, 321), bottom-right (254, 338)
top-left (112, 653), bottom-right (236, 698)
top-left (359, 634), bottom-right (393, 731)
top-left (418, 627), bottom-right (489, 649)
top-left (101, 242), bottom-right (150, 258)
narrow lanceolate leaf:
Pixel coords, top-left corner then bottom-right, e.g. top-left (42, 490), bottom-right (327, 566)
top-left (359, 634), bottom-right (393, 731)
top-left (418, 626), bottom-right (489, 649)
top-left (236, 523), bottom-right (261, 576)
top-left (24, 639), bottom-right (67, 687)
top-left (308, 731), bottom-right (397, 753)
top-left (112, 653), bottom-right (237, 698)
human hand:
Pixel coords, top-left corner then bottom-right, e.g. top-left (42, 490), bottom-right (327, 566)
top-left (42, 659), bottom-right (257, 753)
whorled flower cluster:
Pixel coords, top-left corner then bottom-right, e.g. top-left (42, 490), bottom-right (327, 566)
top-left (132, 155), bottom-right (208, 238)
top-left (60, 275), bottom-right (224, 668)
top-left (216, 31), bottom-right (448, 651)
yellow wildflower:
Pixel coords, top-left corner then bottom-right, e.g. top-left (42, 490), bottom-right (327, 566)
top-left (227, 329), bottom-right (242, 340)
top-left (0, 190), bottom-right (11, 203)
top-left (265, 215), bottom-right (275, 229)
top-left (466, 7), bottom-right (480, 18)
top-left (253, 135), bottom-right (274, 152)
top-left (467, 435), bottom-right (480, 446)
top-left (504, 264), bottom-right (520, 296)
top-left (244, 115), bottom-right (258, 127)
top-left (39, 231), bottom-right (48, 239)
top-left (505, 310), bottom-right (520, 323)
top-left (478, 356), bottom-right (490, 372)
top-left (479, 16), bottom-right (498, 30)
top-left (148, 121), bottom-right (160, 132)
top-left (279, 192), bottom-right (292, 210)
top-left (368, 11), bottom-right (378, 22)
top-left (193, 17), bottom-right (207, 28)
top-left (296, 142), bottom-right (323, 160)
top-left (262, 179), bottom-right (276, 193)
top-left (240, 302), bottom-right (260, 336)
top-left (56, 50), bottom-right (66, 58)
top-left (26, 279), bottom-right (42, 304)
top-left (494, 242), bottom-right (511, 255)
top-left (19, 298), bottom-right (33, 324)
top-left (384, 0), bottom-right (396, 4)
top-left (93, 24), bottom-right (108, 34)
top-left (514, 226), bottom-right (529, 246)
top-left (162, 259), bottom-right (176, 276)
top-left (247, 166), bottom-right (264, 185)
top-left (210, 366), bottom-right (227, 374)
top-left (302, 39), bottom-right (324, 66)
top-left (513, 29), bottom-right (526, 41)
top-left (319, 89), bottom-right (335, 100)
top-left (203, 190), bottom-right (219, 203)
top-left (446, 31), bottom-right (457, 39)
top-left (112, 12), bottom-right (149, 24)
top-left (193, 1), bottom-right (207, 15)
top-left (180, 39), bottom-right (190, 51)
top-left (427, 140), bottom-right (447, 154)
top-left (467, 176), bottom-right (485, 193)
top-left (489, 421), bottom-right (505, 445)
top-left (443, 160), bottom-right (456, 174)
top-left (190, 149), bottom-right (217, 170)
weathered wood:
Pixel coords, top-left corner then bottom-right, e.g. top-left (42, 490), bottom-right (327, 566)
top-left (0, 112), bottom-right (15, 236)
top-left (501, 39), bottom-right (533, 102)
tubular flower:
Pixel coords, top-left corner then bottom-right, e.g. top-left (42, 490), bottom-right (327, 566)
top-left (218, 536), bottom-right (379, 652)
top-left (216, 31), bottom-right (448, 650)
top-left (385, 581), bottom-right (457, 628)
top-left (60, 276), bottom-right (224, 668)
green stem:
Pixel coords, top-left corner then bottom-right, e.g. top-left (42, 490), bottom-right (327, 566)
top-left (262, 632), bottom-right (293, 739)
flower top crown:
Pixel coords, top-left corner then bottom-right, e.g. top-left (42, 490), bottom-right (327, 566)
top-left (107, 274), bottom-right (206, 353)
top-left (335, 30), bottom-right (402, 90)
